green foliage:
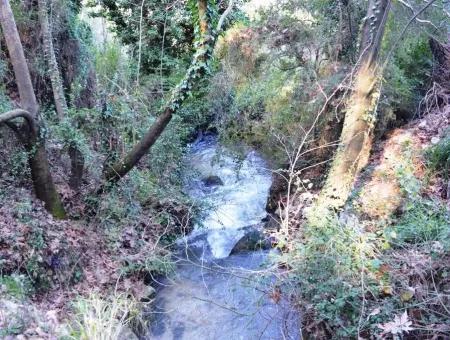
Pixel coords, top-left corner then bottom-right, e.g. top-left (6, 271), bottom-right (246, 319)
top-left (0, 313), bottom-right (25, 337)
top-left (388, 200), bottom-right (449, 244)
top-left (89, 0), bottom-right (194, 77)
top-left (278, 209), bottom-right (381, 338)
top-left (0, 58), bottom-right (7, 80)
top-left (211, 21), bottom-right (347, 163)
top-left (121, 251), bottom-right (175, 277)
top-left (382, 37), bottom-right (433, 116)
top-left (8, 150), bottom-right (31, 180)
top-left (386, 144), bottom-right (450, 245)
top-left (93, 42), bottom-right (128, 87)
top-left (51, 115), bottom-right (91, 158)
top-left (426, 133), bottom-right (450, 178)
top-left (94, 164), bottom-right (191, 278)
top-left (0, 274), bottom-right (34, 300)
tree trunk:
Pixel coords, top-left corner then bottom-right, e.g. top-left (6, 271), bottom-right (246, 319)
top-left (314, 0), bottom-right (391, 212)
top-left (0, 0), bottom-right (66, 218)
top-left (103, 107), bottom-right (174, 184)
top-left (38, 0), bottom-right (84, 190)
top-left (103, 0), bottom-right (216, 185)
top-left (38, 0), bottom-right (68, 119)
top-left (429, 38), bottom-right (450, 89)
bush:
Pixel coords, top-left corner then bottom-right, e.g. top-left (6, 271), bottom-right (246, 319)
top-left (387, 143), bottom-right (450, 245)
top-left (68, 293), bottom-right (144, 340)
top-left (388, 199), bottom-right (449, 244)
top-left (426, 134), bottom-right (450, 178)
top-left (278, 209), bottom-right (382, 338)
top-left (0, 274), bottom-right (33, 300)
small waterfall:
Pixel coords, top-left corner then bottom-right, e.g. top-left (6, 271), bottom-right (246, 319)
top-left (184, 134), bottom-right (272, 258)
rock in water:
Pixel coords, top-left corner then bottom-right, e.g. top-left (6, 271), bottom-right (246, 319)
top-left (202, 175), bottom-right (224, 187)
top-left (230, 227), bottom-right (271, 254)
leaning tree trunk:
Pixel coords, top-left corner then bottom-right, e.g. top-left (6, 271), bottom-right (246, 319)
top-left (103, 0), bottom-right (227, 185)
top-left (0, 0), bottom-right (66, 218)
top-left (314, 0), bottom-right (391, 212)
top-left (38, 0), bottom-right (84, 190)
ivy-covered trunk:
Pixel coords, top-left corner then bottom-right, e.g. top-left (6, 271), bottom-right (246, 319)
top-left (313, 0), bottom-right (391, 212)
top-left (0, 0), bottom-right (66, 218)
top-left (38, 0), bottom-right (85, 191)
top-left (103, 0), bottom-right (215, 185)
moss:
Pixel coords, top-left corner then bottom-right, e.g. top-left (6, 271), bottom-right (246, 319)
top-left (49, 198), bottom-right (67, 220)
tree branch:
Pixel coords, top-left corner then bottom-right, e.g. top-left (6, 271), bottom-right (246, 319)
top-left (0, 109), bottom-right (36, 134)
top-left (216, 0), bottom-right (234, 33)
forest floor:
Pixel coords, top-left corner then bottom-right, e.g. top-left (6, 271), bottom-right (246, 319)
top-left (0, 134), bottom-right (192, 338)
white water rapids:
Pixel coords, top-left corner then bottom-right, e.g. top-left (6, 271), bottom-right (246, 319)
top-left (185, 134), bottom-right (272, 258)
top-left (146, 134), bottom-right (300, 340)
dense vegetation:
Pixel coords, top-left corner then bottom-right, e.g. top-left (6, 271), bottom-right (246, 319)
top-left (0, 0), bottom-right (449, 338)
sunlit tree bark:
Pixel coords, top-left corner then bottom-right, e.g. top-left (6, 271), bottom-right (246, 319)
top-left (314, 0), bottom-right (391, 212)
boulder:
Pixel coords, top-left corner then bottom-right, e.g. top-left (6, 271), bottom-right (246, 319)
top-left (202, 175), bottom-right (224, 187)
top-left (230, 227), bottom-right (271, 254)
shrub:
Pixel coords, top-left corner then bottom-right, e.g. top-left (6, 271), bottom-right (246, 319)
top-left (68, 293), bottom-right (144, 340)
top-left (388, 199), bottom-right (449, 244)
top-left (426, 134), bottom-right (450, 178)
top-left (278, 209), bottom-right (382, 338)
top-left (0, 274), bottom-right (33, 300)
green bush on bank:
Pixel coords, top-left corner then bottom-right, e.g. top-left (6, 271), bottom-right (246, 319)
top-left (426, 133), bottom-right (450, 178)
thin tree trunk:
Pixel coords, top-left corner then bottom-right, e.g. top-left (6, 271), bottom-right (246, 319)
top-left (103, 0), bottom-right (230, 185)
top-left (38, 0), bottom-right (84, 190)
top-left (0, 0), bottom-right (66, 218)
top-left (314, 0), bottom-right (391, 212)
top-left (38, 0), bottom-right (68, 119)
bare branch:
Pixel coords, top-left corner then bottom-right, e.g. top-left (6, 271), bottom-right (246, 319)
top-left (397, 0), bottom-right (439, 31)
top-left (216, 0), bottom-right (234, 33)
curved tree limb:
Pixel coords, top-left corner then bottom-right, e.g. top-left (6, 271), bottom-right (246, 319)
top-left (0, 0), bottom-right (66, 218)
top-left (101, 0), bottom-right (237, 192)
top-left (0, 109), bottom-right (36, 134)
top-left (216, 0), bottom-right (234, 33)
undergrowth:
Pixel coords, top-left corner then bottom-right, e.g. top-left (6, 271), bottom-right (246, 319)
top-left (426, 132), bottom-right (450, 179)
top-left (280, 136), bottom-right (450, 338)
top-left (67, 293), bottom-right (146, 340)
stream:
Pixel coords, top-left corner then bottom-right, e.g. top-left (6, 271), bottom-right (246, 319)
top-left (146, 134), bottom-right (300, 340)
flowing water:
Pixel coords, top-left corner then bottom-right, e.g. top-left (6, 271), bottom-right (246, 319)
top-left (146, 134), bottom-right (300, 340)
